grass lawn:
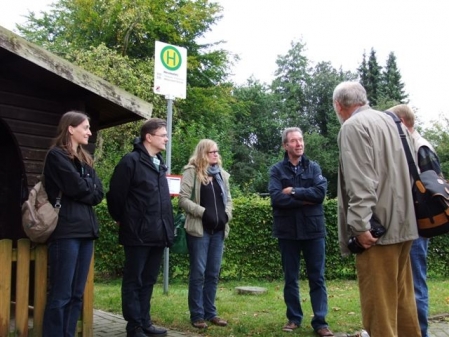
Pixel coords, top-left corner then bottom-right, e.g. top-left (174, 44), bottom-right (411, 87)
top-left (94, 278), bottom-right (449, 336)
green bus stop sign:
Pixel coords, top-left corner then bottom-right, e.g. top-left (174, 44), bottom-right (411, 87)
top-left (160, 46), bottom-right (182, 71)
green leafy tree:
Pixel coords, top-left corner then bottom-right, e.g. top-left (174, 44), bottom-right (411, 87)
top-left (18, 0), bottom-right (230, 87)
top-left (366, 48), bottom-right (382, 106)
top-left (271, 40), bottom-right (310, 131)
top-left (230, 78), bottom-right (282, 193)
top-left (380, 52), bottom-right (408, 104)
top-left (358, 51), bottom-right (369, 89)
top-left (303, 63), bottom-right (355, 197)
top-left (359, 50), bottom-right (408, 111)
top-left (304, 62), bottom-right (355, 136)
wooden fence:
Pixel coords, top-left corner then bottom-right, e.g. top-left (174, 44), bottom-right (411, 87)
top-left (0, 239), bottom-right (94, 337)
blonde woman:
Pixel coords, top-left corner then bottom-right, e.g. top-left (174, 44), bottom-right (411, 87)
top-left (179, 139), bottom-right (232, 329)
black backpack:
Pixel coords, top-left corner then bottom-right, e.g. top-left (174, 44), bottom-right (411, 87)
top-left (386, 111), bottom-right (449, 237)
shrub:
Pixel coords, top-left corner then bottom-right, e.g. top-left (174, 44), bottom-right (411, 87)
top-left (94, 195), bottom-right (449, 280)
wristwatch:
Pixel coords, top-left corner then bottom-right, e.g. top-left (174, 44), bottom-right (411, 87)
top-left (291, 189), bottom-right (295, 195)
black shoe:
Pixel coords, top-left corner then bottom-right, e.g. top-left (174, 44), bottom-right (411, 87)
top-left (127, 327), bottom-right (147, 337)
top-left (142, 325), bottom-right (167, 336)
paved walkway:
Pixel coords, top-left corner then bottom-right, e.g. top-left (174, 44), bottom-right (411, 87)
top-left (93, 310), bottom-right (197, 337)
top-left (428, 315), bottom-right (449, 337)
top-left (94, 310), bottom-right (449, 336)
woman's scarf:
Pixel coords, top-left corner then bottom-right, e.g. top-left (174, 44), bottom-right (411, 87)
top-left (207, 165), bottom-right (228, 207)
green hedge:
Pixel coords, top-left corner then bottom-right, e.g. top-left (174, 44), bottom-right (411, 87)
top-left (94, 196), bottom-right (449, 280)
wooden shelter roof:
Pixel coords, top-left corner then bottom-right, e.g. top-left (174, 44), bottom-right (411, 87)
top-left (0, 25), bottom-right (152, 129)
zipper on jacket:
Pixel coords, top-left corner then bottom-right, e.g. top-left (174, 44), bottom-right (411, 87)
top-left (210, 182), bottom-right (219, 233)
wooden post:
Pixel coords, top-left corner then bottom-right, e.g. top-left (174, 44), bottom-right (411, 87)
top-left (0, 239), bottom-right (13, 337)
top-left (33, 244), bottom-right (48, 337)
top-left (81, 251), bottom-right (94, 337)
top-left (15, 239), bottom-right (30, 336)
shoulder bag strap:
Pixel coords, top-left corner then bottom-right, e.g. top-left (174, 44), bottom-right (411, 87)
top-left (42, 150), bottom-right (62, 208)
top-left (385, 111), bottom-right (426, 193)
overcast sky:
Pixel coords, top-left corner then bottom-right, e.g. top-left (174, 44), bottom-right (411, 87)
top-left (1, 0), bottom-right (448, 125)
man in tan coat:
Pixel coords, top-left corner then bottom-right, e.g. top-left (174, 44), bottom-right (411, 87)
top-left (333, 81), bottom-right (420, 336)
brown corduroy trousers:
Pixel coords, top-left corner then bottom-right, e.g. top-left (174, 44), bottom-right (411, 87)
top-left (356, 241), bottom-right (421, 337)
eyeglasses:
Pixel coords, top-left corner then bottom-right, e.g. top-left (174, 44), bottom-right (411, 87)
top-left (208, 150), bottom-right (219, 154)
top-left (151, 133), bottom-right (168, 138)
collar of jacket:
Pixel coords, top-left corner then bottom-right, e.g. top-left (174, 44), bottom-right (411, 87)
top-left (282, 151), bottom-right (309, 170)
top-left (133, 142), bottom-right (167, 172)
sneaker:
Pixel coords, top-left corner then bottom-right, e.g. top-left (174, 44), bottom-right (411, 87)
top-left (127, 327), bottom-right (147, 337)
top-left (282, 321), bottom-right (299, 332)
top-left (142, 325), bottom-right (167, 336)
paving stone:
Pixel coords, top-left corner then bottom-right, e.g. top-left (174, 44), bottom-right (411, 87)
top-left (93, 310), bottom-right (198, 337)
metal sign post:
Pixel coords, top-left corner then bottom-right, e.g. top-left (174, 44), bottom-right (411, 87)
top-left (153, 41), bottom-right (187, 294)
top-left (162, 94), bottom-right (174, 294)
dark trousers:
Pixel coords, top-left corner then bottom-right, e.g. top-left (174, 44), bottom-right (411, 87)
top-left (122, 245), bottom-right (165, 332)
top-left (43, 239), bottom-right (94, 337)
top-left (278, 238), bottom-right (329, 331)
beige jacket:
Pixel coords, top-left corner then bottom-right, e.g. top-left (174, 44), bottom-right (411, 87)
top-left (337, 106), bottom-right (419, 256)
top-left (179, 165), bottom-right (233, 238)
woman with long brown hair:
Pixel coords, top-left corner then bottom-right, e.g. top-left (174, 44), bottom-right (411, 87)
top-left (42, 111), bottom-right (103, 337)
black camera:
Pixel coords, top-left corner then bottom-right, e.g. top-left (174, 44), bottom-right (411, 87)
top-left (347, 215), bottom-right (386, 254)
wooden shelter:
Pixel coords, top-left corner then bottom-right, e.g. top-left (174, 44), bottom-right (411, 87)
top-left (0, 25), bottom-right (152, 240)
top-left (0, 25), bottom-right (152, 336)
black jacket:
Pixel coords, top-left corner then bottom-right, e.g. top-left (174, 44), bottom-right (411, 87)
top-left (268, 153), bottom-right (327, 240)
top-left (44, 147), bottom-right (104, 241)
top-left (200, 179), bottom-right (227, 234)
top-left (106, 142), bottom-right (174, 246)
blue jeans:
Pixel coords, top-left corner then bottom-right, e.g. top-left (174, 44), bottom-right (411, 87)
top-left (187, 231), bottom-right (224, 322)
top-left (43, 239), bottom-right (94, 337)
top-left (278, 238), bottom-right (329, 331)
top-left (122, 245), bottom-right (165, 332)
top-left (410, 237), bottom-right (429, 337)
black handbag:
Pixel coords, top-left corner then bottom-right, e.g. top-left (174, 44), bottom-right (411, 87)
top-left (386, 111), bottom-right (449, 237)
top-left (414, 170), bottom-right (449, 237)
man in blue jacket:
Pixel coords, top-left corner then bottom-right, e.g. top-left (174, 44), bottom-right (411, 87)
top-left (268, 127), bottom-right (332, 336)
top-left (107, 118), bottom-right (173, 337)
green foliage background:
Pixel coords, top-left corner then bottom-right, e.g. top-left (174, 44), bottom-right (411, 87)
top-left (94, 196), bottom-right (449, 281)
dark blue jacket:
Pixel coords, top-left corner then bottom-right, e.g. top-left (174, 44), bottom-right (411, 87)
top-left (44, 147), bottom-right (103, 241)
top-left (269, 152), bottom-right (327, 240)
top-left (106, 142), bottom-right (174, 247)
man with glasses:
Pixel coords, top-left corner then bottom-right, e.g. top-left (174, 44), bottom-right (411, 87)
top-left (107, 118), bottom-right (173, 337)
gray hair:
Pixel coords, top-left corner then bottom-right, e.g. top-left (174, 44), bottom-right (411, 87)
top-left (333, 81), bottom-right (368, 108)
top-left (282, 127), bottom-right (303, 144)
